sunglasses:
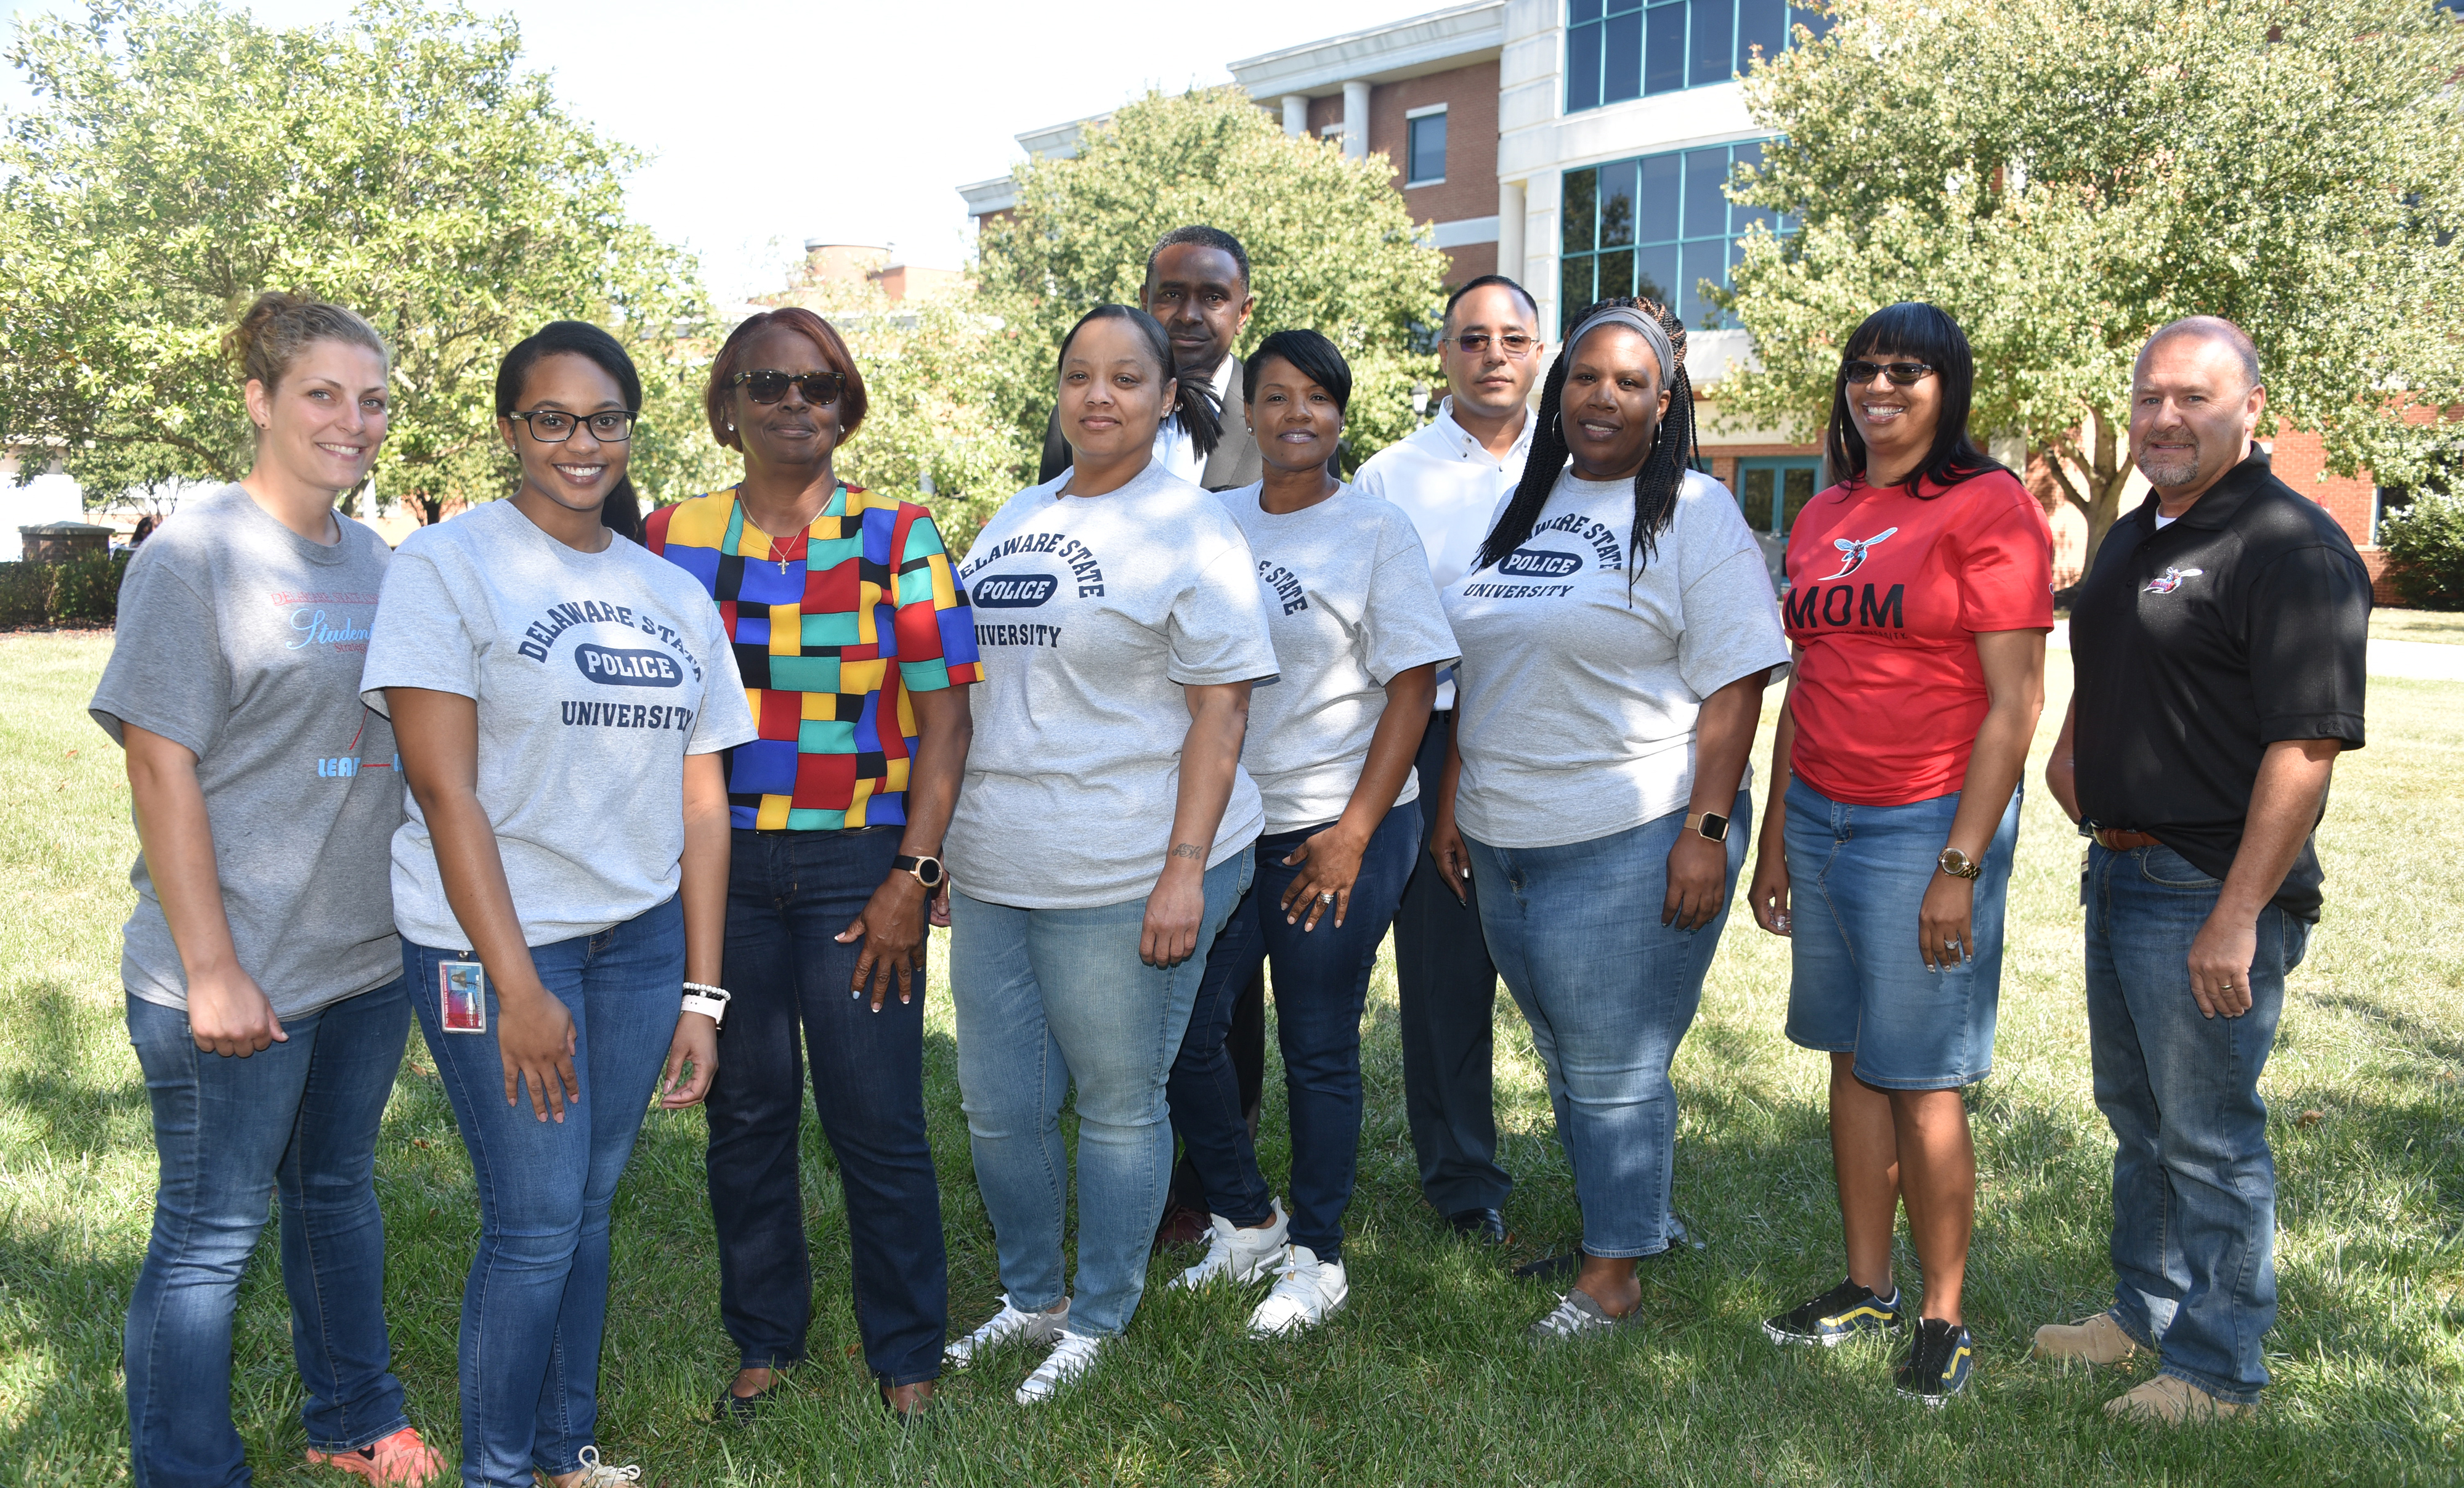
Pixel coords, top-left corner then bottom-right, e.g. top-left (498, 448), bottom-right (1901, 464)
top-left (1844, 359), bottom-right (1936, 387)
top-left (732, 368), bottom-right (844, 406)
top-left (1450, 331), bottom-right (1538, 358)
top-left (507, 409), bottom-right (634, 444)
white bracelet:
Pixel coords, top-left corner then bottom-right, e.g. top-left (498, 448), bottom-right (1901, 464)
top-left (681, 981), bottom-right (731, 1030)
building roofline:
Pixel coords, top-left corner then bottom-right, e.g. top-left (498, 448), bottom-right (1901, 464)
top-left (1229, 0), bottom-right (1504, 97)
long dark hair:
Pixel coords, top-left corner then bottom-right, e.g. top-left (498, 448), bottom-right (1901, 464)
top-left (1473, 296), bottom-right (1697, 575)
top-left (1824, 301), bottom-right (2001, 495)
top-left (1056, 304), bottom-right (1221, 465)
top-left (496, 320), bottom-right (646, 536)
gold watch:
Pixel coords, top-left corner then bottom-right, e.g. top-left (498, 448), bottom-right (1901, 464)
top-left (1937, 847), bottom-right (1984, 880)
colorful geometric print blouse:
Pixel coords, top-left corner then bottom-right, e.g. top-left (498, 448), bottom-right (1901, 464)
top-left (644, 484), bottom-right (980, 831)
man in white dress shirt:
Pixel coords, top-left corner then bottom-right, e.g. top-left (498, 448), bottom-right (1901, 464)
top-left (1353, 274), bottom-right (1544, 1244)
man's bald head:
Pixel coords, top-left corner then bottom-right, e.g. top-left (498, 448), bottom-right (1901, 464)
top-left (2138, 316), bottom-right (2262, 394)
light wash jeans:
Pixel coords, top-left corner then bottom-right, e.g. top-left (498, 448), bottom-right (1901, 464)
top-left (1465, 793), bottom-right (1747, 1259)
top-left (2085, 842), bottom-right (2309, 1404)
top-left (947, 850), bottom-right (1252, 1337)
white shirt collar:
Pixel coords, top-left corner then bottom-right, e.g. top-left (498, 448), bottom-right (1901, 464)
top-left (1420, 395), bottom-right (1534, 466)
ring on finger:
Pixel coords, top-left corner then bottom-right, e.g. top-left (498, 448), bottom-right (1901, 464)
top-left (1318, 891), bottom-right (1335, 904)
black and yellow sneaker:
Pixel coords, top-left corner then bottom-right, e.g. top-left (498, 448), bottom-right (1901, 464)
top-left (1894, 1317), bottom-right (1974, 1406)
top-left (1762, 1279), bottom-right (1903, 1347)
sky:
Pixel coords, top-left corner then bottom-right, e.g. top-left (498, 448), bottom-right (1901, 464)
top-left (0, 0), bottom-right (1429, 300)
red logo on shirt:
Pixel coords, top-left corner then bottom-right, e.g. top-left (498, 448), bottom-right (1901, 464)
top-left (1818, 527), bottom-right (1899, 580)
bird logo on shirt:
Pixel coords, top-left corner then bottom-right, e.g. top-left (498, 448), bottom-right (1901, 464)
top-left (1819, 527), bottom-right (1898, 580)
top-left (2144, 566), bottom-right (2204, 595)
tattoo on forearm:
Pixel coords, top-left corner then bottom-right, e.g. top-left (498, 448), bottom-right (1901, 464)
top-left (1170, 842), bottom-right (1203, 861)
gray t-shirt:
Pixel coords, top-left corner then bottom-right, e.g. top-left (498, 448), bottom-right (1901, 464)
top-left (1215, 482), bottom-right (1459, 833)
top-left (1445, 468), bottom-right (1791, 850)
top-left (89, 485), bottom-right (405, 1018)
top-left (359, 499), bottom-right (757, 949)
top-left (946, 460), bottom-right (1279, 909)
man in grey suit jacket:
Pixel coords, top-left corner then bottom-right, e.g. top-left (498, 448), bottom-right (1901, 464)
top-left (1038, 224), bottom-right (1262, 491)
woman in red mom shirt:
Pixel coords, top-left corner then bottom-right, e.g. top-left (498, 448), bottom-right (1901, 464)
top-left (1746, 302), bottom-right (2052, 1404)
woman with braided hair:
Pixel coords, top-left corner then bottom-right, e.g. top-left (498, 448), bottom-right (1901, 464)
top-left (1428, 297), bottom-right (1789, 1340)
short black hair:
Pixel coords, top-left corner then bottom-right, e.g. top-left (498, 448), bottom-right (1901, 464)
top-left (1443, 274), bottom-right (1539, 328)
top-left (496, 321), bottom-right (647, 535)
top-left (1823, 301), bottom-right (2002, 495)
top-left (1145, 225), bottom-right (1250, 287)
top-left (1056, 303), bottom-right (1222, 465)
top-left (1243, 328), bottom-right (1352, 413)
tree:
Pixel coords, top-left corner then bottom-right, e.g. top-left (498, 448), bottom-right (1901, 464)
top-left (976, 86), bottom-right (1452, 481)
top-left (0, 0), bottom-right (732, 522)
top-left (1716, 0), bottom-right (2464, 567)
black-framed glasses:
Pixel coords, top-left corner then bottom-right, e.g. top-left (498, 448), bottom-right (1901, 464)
top-left (1844, 360), bottom-right (1936, 387)
top-left (1451, 331), bottom-right (1538, 359)
top-left (508, 409), bottom-right (636, 443)
top-left (732, 368), bottom-right (844, 406)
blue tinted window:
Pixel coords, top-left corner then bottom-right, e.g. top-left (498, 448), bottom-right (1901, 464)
top-left (1562, 169), bottom-right (1599, 254)
top-left (1636, 153), bottom-right (1681, 243)
top-left (1682, 147), bottom-right (1730, 238)
top-left (1599, 159), bottom-right (1640, 248)
top-left (1689, 0), bottom-right (1735, 86)
top-left (1604, 10), bottom-right (1643, 102)
top-left (1408, 114), bottom-right (1447, 184)
top-left (1737, 0), bottom-right (1785, 70)
top-left (1644, 1), bottom-right (1687, 94)
top-left (1560, 140), bottom-right (1789, 329)
top-left (1575, 0), bottom-right (1804, 112)
top-left (1567, 18), bottom-right (1602, 112)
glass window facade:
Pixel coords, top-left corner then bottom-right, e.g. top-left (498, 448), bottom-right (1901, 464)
top-left (1558, 140), bottom-right (1788, 331)
top-left (1408, 113), bottom-right (1447, 185)
top-left (1566, 1), bottom-right (1830, 113)
top-left (1735, 457), bottom-right (1824, 538)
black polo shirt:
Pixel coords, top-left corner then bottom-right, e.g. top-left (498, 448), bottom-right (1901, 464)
top-left (2070, 447), bottom-right (2369, 921)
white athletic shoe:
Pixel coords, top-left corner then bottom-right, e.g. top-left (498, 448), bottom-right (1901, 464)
top-left (1170, 1199), bottom-right (1290, 1291)
top-left (1248, 1245), bottom-right (1348, 1336)
top-left (563, 1445), bottom-right (642, 1484)
top-left (944, 1294), bottom-right (1068, 1370)
top-left (1015, 1329), bottom-right (1109, 1404)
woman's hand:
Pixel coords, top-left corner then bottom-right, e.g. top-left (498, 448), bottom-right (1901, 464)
top-left (1747, 831), bottom-right (1793, 937)
top-left (659, 1012), bottom-right (719, 1107)
top-left (839, 872), bottom-right (929, 1010)
top-left (1663, 832), bottom-right (1729, 931)
top-left (496, 983), bottom-right (580, 1123)
top-left (1141, 856), bottom-right (1209, 967)
top-left (1918, 870), bottom-right (1975, 971)
top-left (929, 885), bottom-right (952, 929)
top-left (187, 966), bottom-right (286, 1057)
top-left (1427, 807), bottom-right (1473, 905)
top-left (1281, 821), bottom-right (1368, 931)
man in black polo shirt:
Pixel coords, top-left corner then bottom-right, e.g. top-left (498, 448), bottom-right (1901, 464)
top-left (2041, 317), bottom-right (2369, 1424)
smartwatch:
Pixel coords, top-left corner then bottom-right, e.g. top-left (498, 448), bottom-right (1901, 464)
top-left (894, 854), bottom-right (948, 891)
top-left (1684, 811), bottom-right (1730, 844)
top-left (681, 982), bottom-right (731, 1031)
top-left (1937, 847), bottom-right (1984, 880)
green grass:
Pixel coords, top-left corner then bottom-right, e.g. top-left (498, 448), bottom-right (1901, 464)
top-left (2372, 609), bottom-right (2464, 645)
top-left (2, 631), bottom-right (2458, 1487)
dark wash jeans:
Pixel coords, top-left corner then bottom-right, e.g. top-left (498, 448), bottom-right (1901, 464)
top-left (408, 897), bottom-right (683, 1487)
top-left (2085, 842), bottom-right (2309, 1405)
top-left (1167, 804), bottom-right (1420, 1260)
top-left (124, 980), bottom-right (413, 1488)
top-left (707, 826), bottom-right (947, 1387)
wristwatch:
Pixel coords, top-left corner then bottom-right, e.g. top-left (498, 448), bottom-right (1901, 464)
top-left (681, 981), bottom-right (731, 1031)
top-left (894, 853), bottom-right (947, 891)
top-left (1937, 847), bottom-right (1984, 880)
top-left (1684, 811), bottom-right (1730, 844)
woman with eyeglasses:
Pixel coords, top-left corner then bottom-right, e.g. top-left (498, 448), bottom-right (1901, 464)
top-left (1427, 296), bottom-right (1788, 1346)
top-left (1745, 302), bottom-right (2050, 1405)
top-left (642, 307), bottom-right (979, 1423)
top-left (363, 320), bottom-right (756, 1487)
top-left (941, 304), bottom-right (1276, 1404)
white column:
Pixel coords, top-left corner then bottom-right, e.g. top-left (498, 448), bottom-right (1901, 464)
top-left (1282, 94), bottom-right (1309, 136)
top-left (1341, 80), bottom-right (1371, 161)
top-left (1497, 179), bottom-right (1528, 287)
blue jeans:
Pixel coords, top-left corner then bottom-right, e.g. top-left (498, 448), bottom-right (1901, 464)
top-left (407, 897), bottom-right (684, 1487)
top-left (948, 850), bottom-right (1252, 1337)
top-left (1466, 793), bottom-right (1748, 1259)
top-left (1168, 805), bottom-right (1420, 1259)
top-left (124, 981), bottom-right (413, 1488)
top-left (707, 827), bottom-right (946, 1388)
top-left (2085, 843), bottom-right (2309, 1405)
top-left (1783, 779), bottom-right (2022, 1089)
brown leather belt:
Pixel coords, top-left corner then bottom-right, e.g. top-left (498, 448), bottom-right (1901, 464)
top-left (2094, 828), bottom-right (2164, 851)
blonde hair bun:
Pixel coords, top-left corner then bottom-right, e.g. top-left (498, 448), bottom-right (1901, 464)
top-left (223, 291), bottom-right (389, 394)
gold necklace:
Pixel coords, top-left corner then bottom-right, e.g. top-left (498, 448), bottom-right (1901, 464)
top-left (738, 487), bottom-right (829, 574)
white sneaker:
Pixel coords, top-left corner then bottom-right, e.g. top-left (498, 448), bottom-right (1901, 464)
top-left (1015, 1329), bottom-right (1109, 1404)
top-left (562, 1445), bottom-right (642, 1484)
top-left (944, 1294), bottom-right (1068, 1370)
top-left (1169, 1199), bottom-right (1290, 1291)
top-left (1248, 1245), bottom-right (1348, 1336)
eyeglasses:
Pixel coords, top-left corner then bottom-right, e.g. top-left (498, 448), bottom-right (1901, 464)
top-left (508, 409), bottom-right (635, 443)
top-left (1844, 360), bottom-right (1936, 387)
top-left (1450, 332), bottom-right (1538, 359)
top-left (732, 368), bottom-right (845, 406)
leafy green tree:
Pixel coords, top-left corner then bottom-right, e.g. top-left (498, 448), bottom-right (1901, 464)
top-left (0, 0), bottom-right (732, 522)
top-left (1716, 0), bottom-right (2464, 566)
top-left (976, 86), bottom-right (1452, 482)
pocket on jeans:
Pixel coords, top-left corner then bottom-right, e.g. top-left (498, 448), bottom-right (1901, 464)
top-left (2139, 846), bottom-right (2219, 888)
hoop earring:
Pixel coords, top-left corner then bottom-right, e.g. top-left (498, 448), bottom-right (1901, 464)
top-left (1550, 412), bottom-right (1562, 442)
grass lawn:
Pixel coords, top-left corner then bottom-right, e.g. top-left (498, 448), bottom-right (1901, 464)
top-left (2370, 609), bottom-right (2464, 645)
top-left (1, 629), bottom-right (2458, 1487)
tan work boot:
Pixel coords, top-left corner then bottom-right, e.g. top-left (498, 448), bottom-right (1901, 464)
top-left (2032, 1311), bottom-right (2137, 1365)
top-left (2103, 1373), bottom-right (2253, 1425)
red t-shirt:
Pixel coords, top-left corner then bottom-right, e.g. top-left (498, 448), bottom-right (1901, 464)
top-left (1782, 467), bottom-right (2053, 805)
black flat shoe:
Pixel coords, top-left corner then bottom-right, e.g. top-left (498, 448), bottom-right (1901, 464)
top-left (1514, 1250), bottom-right (1581, 1282)
top-left (713, 1383), bottom-right (779, 1424)
top-left (1446, 1207), bottom-right (1510, 1245)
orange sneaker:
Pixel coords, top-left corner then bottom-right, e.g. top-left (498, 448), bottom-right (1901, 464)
top-left (305, 1426), bottom-right (447, 1486)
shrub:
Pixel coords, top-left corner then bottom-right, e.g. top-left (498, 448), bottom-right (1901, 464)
top-left (2380, 487), bottom-right (2464, 611)
top-left (0, 553), bottom-right (128, 627)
